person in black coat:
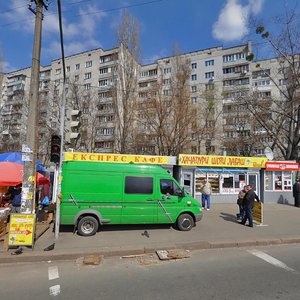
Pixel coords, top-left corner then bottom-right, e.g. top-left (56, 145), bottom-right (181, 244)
top-left (241, 185), bottom-right (259, 227)
top-left (292, 178), bottom-right (300, 207)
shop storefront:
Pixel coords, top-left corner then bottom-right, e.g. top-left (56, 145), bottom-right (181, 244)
top-left (178, 154), bottom-right (268, 203)
top-left (263, 161), bottom-right (299, 204)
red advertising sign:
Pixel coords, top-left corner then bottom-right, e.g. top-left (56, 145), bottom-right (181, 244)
top-left (265, 161), bottom-right (299, 171)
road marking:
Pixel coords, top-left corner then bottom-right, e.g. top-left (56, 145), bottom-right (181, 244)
top-left (248, 249), bottom-right (296, 273)
top-left (49, 285), bottom-right (61, 297)
top-left (48, 266), bottom-right (59, 280)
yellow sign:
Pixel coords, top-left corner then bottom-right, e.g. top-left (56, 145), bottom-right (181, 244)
top-left (179, 154), bottom-right (268, 168)
top-left (8, 214), bottom-right (35, 246)
top-left (64, 152), bottom-right (174, 165)
top-left (252, 201), bottom-right (262, 224)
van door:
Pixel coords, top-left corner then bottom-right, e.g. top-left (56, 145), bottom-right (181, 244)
top-left (121, 175), bottom-right (156, 224)
top-left (156, 177), bottom-right (183, 224)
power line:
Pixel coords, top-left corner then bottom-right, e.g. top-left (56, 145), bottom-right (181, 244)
top-left (0, 0), bottom-right (164, 27)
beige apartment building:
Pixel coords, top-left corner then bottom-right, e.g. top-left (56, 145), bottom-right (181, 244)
top-left (0, 41), bottom-right (291, 162)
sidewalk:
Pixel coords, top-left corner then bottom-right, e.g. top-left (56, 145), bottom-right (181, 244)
top-left (0, 203), bottom-right (300, 263)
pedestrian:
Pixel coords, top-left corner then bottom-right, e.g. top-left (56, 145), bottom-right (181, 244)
top-left (10, 184), bottom-right (22, 213)
top-left (240, 185), bottom-right (259, 227)
top-left (39, 183), bottom-right (51, 209)
top-left (236, 185), bottom-right (246, 220)
top-left (200, 178), bottom-right (212, 210)
top-left (292, 178), bottom-right (300, 207)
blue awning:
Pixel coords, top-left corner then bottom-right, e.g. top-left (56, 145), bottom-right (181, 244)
top-left (196, 167), bottom-right (248, 173)
top-left (0, 152), bottom-right (45, 172)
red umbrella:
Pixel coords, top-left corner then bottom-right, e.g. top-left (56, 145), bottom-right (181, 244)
top-left (0, 161), bottom-right (50, 187)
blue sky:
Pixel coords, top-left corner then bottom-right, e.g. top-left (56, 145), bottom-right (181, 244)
top-left (0, 0), bottom-right (299, 73)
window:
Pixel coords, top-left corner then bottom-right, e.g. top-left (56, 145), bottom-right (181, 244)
top-left (84, 72), bottom-right (91, 80)
top-left (191, 74), bottom-right (197, 81)
top-left (85, 61), bottom-right (92, 68)
top-left (205, 71), bottom-right (214, 79)
top-left (164, 67), bottom-right (172, 74)
top-left (205, 60), bottom-right (214, 66)
top-left (99, 79), bottom-right (110, 87)
top-left (160, 179), bottom-right (181, 195)
top-left (99, 68), bottom-right (108, 74)
top-left (191, 62), bottom-right (197, 69)
top-left (75, 64), bottom-right (80, 70)
top-left (223, 52), bottom-right (246, 62)
top-left (100, 54), bottom-right (114, 63)
top-left (163, 79), bottom-right (171, 85)
top-left (84, 83), bottom-right (91, 90)
top-left (125, 176), bottom-right (153, 194)
top-left (205, 83), bottom-right (214, 91)
top-left (66, 66), bottom-right (70, 72)
top-left (191, 85), bottom-right (197, 92)
top-left (55, 68), bottom-right (61, 75)
top-left (191, 97), bottom-right (197, 104)
top-left (74, 75), bottom-right (79, 82)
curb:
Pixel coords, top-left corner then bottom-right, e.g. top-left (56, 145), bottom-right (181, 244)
top-left (1, 237), bottom-right (300, 264)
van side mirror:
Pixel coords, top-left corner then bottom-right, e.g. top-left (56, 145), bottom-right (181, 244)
top-left (175, 189), bottom-right (184, 198)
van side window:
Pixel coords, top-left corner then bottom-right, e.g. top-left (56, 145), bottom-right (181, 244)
top-left (125, 176), bottom-right (153, 194)
top-left (160, 179), bottom-right (181, 195)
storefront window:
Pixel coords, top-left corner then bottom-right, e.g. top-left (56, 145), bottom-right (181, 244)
top-left (265, 171), bottom-right (293, 191)
top-left (274, 171), bottom-right (282, 190)
top-left (195, 173), bottom-right (206, 193)
top-left (207, 173), bottom-right (219, 193)
top-left (265, 171), bottom-right (272, 190)
top-left (195, 172), bottom-right (220, 193)
top-left (195, 171), bottom-right (247, 194)
top-left (283, 172), bottom-right (292, 190)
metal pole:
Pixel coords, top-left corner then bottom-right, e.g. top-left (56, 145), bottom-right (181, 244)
top-left (54, 0), bottom-right (67, 239)
top-left (21, 1), bottom-right (44, 214)
top-left (54, 82), bottom-right (66, 240)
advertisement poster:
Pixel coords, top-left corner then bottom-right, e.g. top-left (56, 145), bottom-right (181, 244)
top-left (252, 202), bottom-right (262, 224)
top-left (8, 214), bottom-right (35, 247)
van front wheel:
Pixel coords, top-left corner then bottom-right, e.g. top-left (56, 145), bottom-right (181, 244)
top-left (176, 214), bottom-right (194, 231)
top-left (77, 216), bottom-right (99, 236)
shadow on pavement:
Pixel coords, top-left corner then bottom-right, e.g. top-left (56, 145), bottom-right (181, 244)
top-left (58, 223), bottom-right (175, 234)
top-left (219, 212), bottom-right (238, 223)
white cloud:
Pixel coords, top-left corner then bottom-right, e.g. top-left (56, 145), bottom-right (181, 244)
top-left (43, 38), bottom-right (101, 61)
top-left (2, 61), bottom-right (17, 73)
top-left (212, 0), bottom-right (264, 42)
top-left (3, 0), bottom-right (34, 33)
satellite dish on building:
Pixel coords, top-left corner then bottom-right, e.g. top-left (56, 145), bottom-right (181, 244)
top-left (264, 147), bottom-right (274, 161)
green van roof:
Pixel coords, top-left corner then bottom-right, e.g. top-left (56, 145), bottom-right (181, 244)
top-left (62, 161), bottom-right (171, 175)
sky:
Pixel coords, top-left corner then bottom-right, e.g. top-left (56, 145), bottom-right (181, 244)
top-left (0, 0), bottom-right (299, 73)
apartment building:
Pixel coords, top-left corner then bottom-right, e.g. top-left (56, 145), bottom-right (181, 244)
top-left (0, 41), bottom-right (290, 161)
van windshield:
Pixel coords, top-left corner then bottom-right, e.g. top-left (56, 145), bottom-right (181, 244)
top-left (160, 179), bottom-right (181, 195)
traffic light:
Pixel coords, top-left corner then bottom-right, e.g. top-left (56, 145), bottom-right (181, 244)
top-left (50, 135), bottom-right (61, 164)
top-left (65, 109), bottom-right (81, 143)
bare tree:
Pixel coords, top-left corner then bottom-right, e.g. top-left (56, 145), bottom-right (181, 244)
top-left (246, 9), bottom-right (300, 160)
top-left (135, 48), bottom-right (195, 156)
top-left (113, 9), bottom-right (141, 154)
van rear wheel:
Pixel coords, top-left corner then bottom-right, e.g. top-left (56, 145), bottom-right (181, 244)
top-left (177, 214), bottom-right (194, 231)
top-left (77, 216), bottom-right (99, 236)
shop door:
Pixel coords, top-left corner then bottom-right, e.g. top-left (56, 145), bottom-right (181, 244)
top-left (248, 173), bottom-right (259, 195)
top-left (182, 171), bottom-right (193, 196)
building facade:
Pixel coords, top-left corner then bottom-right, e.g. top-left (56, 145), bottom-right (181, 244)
top-left (0, 41), bottom-right (292, 163)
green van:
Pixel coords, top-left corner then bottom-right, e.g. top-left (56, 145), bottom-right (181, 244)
top-left (60, 161), bottom-right (203, 236)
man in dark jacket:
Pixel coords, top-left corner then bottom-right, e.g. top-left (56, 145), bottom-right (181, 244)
top-left (292, 178), bottom-right (300, 207)
top-left (241, 185), bottom-right (259, 227)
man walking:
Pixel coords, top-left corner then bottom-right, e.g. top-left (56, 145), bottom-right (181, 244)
top-left (200, 178), bottom-right (212, 210)
top-left (241, 185), bottom-right (259, 227)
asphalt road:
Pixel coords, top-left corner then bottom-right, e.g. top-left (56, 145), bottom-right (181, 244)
top-left (1, 244), bottom-right (300, 300)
